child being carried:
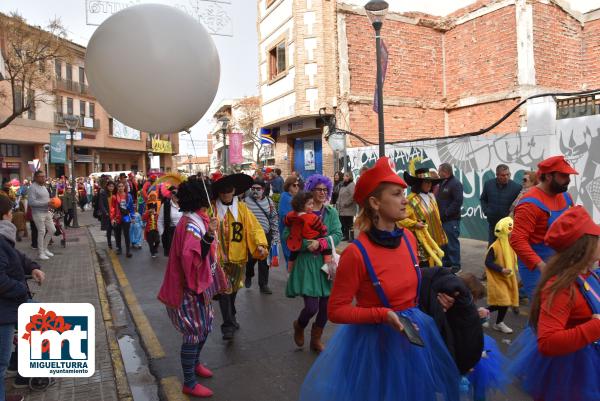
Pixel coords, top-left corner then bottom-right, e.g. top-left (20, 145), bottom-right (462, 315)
top-left (284, 192), bottom-right (332, 272)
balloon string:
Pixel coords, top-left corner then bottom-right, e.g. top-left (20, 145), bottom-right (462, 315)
top-left (184, 128), bottom-right (213, 215)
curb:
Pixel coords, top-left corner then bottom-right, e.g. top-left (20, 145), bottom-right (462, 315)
top-left (87, 229), bottom-right (134, 401)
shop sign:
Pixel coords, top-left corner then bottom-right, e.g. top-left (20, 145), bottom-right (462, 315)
top-left (151, 138), bottom-right (173, 154)
top-left (2, 162), bottom-right (20, 169)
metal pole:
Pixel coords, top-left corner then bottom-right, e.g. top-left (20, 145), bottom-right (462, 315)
top-left (374, 21), bottom-right (385, 157)
top-left (70, 129), bottom-right (79, 228)
top-left (222, 128), bottom-right (228, 173)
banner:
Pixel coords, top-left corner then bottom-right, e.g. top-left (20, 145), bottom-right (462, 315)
top-left (347, 113), bottom-right (600, 241)
top-left (228, 132), bottom-right (243, 164)
top-left (260, 128), bottom-right (275, 145)
top-left (373, 40), bottom-right (389, 113)
top-left (151, 138), bottom-right (173, 154)
top-left (50, 134), bottom-right (67, 164)
top-left (112, 118), bottom-right (140, 140)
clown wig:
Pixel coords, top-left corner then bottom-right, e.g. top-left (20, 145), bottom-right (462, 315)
top-left (304, 174), bottom-right (333, 200)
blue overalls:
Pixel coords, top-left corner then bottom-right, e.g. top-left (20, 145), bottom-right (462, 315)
top-left (577, 270), bottom-right (600, 315)
top-left (517, 192), bottom-right (573, 299)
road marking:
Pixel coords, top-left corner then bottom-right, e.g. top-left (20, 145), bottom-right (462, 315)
top-left (109, 250), bottom-right (166, 359)
top-left (161, 376), bottom-right (189, 401)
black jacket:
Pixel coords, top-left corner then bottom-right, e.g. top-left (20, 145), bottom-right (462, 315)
top-left (437, 175), bottom-right (464, 222)
top-left (0, 235), bottom-right (39, 324)
top-left (418, 267), bottom-right (483, 374)
top-left (480, 179), bottom-right (522, 222)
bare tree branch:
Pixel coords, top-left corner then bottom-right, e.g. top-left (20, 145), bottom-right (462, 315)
top-left (0, 12), bottom-right (70, 130)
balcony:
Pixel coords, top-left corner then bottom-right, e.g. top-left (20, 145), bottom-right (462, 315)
top-left (54, 112), bottom-right (100, 130)
top-left (53, 78), bottom-right (92, 96)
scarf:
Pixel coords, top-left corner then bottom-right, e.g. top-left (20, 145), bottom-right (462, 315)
top-left (366, 226), bottom-right (404, 249)
top-left (0, 219), bottom-right (17, 244)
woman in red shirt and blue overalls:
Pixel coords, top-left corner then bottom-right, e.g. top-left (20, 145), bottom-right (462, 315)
top-left (508, 205), bottom-right (600, 401)
top-left (299, 157), bottom-right (460, 401)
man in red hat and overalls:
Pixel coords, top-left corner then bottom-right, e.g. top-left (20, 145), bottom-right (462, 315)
top-left (510, 155), bottom-right (578, 299)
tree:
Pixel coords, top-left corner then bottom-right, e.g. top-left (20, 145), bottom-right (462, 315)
top-left (233, 96), bottom-right (267, 166)
top-left (0, 13), bottom-right (69, 130)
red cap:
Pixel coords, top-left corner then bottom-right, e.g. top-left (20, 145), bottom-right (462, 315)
top-left (354, 157), bottom-right (407, 206)
top-left (150, 174), bottom-right (157, 181)
top-left (544, 206), bottom-right (600, 251)
top-left (211, 171), bottom-right (223, 182)
top-left (537, 155), bottom-right (578, 175)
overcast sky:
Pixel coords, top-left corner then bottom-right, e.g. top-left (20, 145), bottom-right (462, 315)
top-left (2, 0), bottom-right (599, 155)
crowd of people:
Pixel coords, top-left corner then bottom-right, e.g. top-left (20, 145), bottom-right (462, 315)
top-left (1, 153), bottom-right (599, 401)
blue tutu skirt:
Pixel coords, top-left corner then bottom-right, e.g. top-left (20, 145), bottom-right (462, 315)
top-left (298, 307), bottom-right (460, 401)
top-left (467, 335), bottom-right (508, 400)
top-left (507, 326), bottom-right (600, 401)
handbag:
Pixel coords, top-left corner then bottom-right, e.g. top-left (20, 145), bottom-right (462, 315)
top-left (321, 236), bottom-right (340, 280)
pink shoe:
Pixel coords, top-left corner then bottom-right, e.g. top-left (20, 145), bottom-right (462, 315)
top-left (182, 383), bottom-right (213, 397)
top-left (195, 363), bottom-right (213, 378)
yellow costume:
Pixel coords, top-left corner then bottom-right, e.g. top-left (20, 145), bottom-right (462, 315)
top-left (485, 217), bottom-right (519, 307)
top-left (212, 197), bottom-right (267, 292)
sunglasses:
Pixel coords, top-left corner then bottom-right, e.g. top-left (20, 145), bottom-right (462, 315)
top-left (312, 188), bottom-right (328, 193)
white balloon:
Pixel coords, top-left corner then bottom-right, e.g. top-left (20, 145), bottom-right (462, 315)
top-left (85, 4), bottom-right (220, 134)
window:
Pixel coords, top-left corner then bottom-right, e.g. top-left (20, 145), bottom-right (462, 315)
top-left (56, 96), bottom-right (63, 113)
top-left (67, 97), bottom-right (73, 115)
top-left (66, 63), bottom-right (72, 81)
top-left (13, 88), bottom-right (23, 113)
top-left (108, 163), bottom-right (113, 171)
top-left (101, 163), bottom-right (106, 172)
top-left (55, 60), bottom-right (62, 79)
top-left (268, 40), bottom-right (287, 81)
top-left (0, 144), bottom-right (20, 157)
top-left (90, 103), bottom-right (95, 119)
top-left (109, 117), bottom-right (113, 135)
top-left (79, 67), bottom-right (85, 84)
top-left (27, 89), bottom-right (35, 120)
top-left (80, 100), bottom-right (86, 117)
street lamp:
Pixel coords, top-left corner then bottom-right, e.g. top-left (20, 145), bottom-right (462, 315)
top-left (218, 116), bottom-right (230, 173)
top-left (63, 114), bottom-right (80, 228)
top-left (365, 0), bottom-right (389, 157)
top-left (42, 144), bottom-right (50, 177)
top-left (188, 154), bottom-right (193, 174)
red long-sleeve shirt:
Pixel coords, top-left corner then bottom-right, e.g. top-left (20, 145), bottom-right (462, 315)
top-left (510, 187), bottom-right (570, 270)
top-left (328, 231), bottom-right (419, 325)
top-left (537, 275), bottom-right (600, 356)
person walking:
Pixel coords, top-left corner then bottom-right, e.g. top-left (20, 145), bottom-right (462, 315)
top-left (336, 172), bottom-right (357, 241)
top-left (158, 187), bottom-right (183, 257)
top-left (62, 186), bottom-right (76, 228)
top-left (480, 164), bottom-right (522, 245)
top-left (278, 176), bottom-right (301, 267)
top-left (28, 170), bottom-right (56, 260)
top-left (157, 177), bottom-right (224, 398)
top-left (212, 174), bottom-right (268, 340)
top-left (99, 181), bottom-right (117, 249)
top-left (298, 157), bottom-right (460, 401)
top-left (0, 195), bottom-right (45, 401)
top-left (509, 171), bottom-right (538, 216)
top-left (143, 202), bottom-right (160, 258)
top-left (112, 181), bottom-right (134, 257)
top-left (330, 171), bottom-right (343, 207)
top-left (244, 178), bottom-right (279, 294)
top-left (438, 163), bottom-right (464, 273)
top-left (510, 155), bottom-right (577, 300)
top-left (508, 206), bottom-right (600, 401)
top-left (77, 179), bottom-right (87, 212)
top-left (400, 166), bottom-right (447, 267)
top-left (286, 174), bottom-right (342, 353)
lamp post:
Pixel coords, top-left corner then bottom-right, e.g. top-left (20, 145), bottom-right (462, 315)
top-left (63, 114), bottom-right (80, 228)
top-left (42, 144), bottom-right (50, 177)
top-left (218, 116), bottom-right (230, 173)
top-left (365, 0), bottom-right (389, 157)
top-left (188, 154), bottom-right (193, 174)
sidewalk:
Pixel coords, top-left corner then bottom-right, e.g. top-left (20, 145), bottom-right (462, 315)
top-left (9, 213), bottom-right (120, 401)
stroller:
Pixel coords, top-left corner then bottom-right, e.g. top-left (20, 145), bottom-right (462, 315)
top-left (8, 275), bottom-right (56, 391)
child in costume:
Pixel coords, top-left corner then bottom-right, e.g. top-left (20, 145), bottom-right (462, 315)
top-left (284, 191), bottom-right (332, 272)
top-left (483, 217), bottom-right (519, 334)
top-left (130, 208), bottom-right (143, 249)
top-left (460, 273), bottom-right (509, 401)
top-left (143, 202), bottom-right (160, 258)
top-left (508, 206), bottom-right (600, 401)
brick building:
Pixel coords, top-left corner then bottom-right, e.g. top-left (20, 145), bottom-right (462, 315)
top-left (257, 0), bottom-right (600, 178)
top-left (0, 14), bottom-right (178, 181)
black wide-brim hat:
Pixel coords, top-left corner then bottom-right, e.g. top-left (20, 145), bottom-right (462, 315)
top-left (211, 173), bottom-right (254, 198)
top-left (403, 169), bottom-right (443, 188)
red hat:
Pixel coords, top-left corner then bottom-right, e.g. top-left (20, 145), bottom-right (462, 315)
top-left (149, 174), bottom-right (157, 181)
top-left (211, 171), bottom-right (223, 182)
top-left (545, 206), bottom-right (600, 251)
top-left (537, 155), bottom-right (578, 176)
top-left (354, 157), bottom-right (407, 206)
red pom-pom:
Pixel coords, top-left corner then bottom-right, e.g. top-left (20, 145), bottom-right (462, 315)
top-left (271, 255), bottom-right (279, 268)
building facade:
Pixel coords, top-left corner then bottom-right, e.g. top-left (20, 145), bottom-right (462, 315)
top-left (258, 0), bottom-right (600, 178)
top-left (0, 15), bottom-right (178, 181)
